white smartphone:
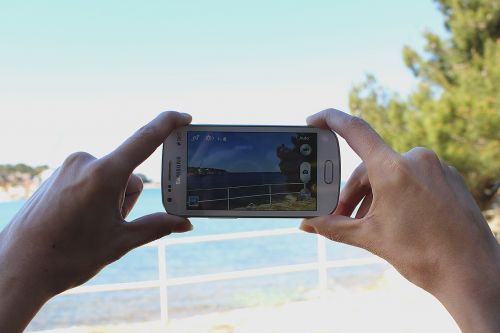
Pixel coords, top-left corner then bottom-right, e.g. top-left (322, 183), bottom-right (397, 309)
top-left (161, 125), bottom-right (340, 218)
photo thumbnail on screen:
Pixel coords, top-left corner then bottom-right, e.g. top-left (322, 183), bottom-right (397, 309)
top-left (186, 131), bottom-right (317, 211)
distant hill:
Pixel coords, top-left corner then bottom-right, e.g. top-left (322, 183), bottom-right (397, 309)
top-left (188, 167), bottom-right (227, 176)
top-left (0, 164), bottom-right (48, 201)
top-left (0, 164), bottom-right (48, 187)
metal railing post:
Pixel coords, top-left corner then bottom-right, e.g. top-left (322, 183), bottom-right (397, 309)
top-left (317, 235), bottom-right (328, 292)
top-left (158, 241), bottom-right (169, 324)
top-left (56, 227), bottom-right (386, 332)
top-left (268, 184), bottom-right (272, 206)
top-left (227, 188), bottom-right (230, 210)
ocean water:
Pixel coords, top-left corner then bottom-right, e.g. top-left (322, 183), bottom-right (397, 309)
top-left (187, 172), bottom-right (288, 190)
top-left (0, 189), bottom-right (388, 331)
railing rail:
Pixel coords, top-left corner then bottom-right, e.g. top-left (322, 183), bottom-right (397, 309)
top-left (187, 182), bottom-right (308, 208)
top-left (62, 228), bottom-right (385, 324)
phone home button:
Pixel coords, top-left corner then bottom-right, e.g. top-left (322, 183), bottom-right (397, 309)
top-left (324, 160), bottom-right (334, 184)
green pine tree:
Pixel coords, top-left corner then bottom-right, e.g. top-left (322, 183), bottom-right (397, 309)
top-left (349, 0), bottom-right (500, 208)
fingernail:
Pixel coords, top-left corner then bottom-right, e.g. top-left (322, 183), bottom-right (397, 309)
top-left (299, 223), bottom-right (317, 234)
top-left (173, 220), bottom-right (193, 233)
top-left (306, 113), bottom-right (320, 125)
top-left (179, 112), bottom-right (192, 120)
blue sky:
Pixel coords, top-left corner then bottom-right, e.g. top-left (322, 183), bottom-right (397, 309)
top-left (188, 132), bottom-right (300, 172)
top-left (0, 1), bottom-right (445, 181)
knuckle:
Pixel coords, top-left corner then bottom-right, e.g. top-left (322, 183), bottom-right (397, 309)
top-left (63, 151), bottom-right (94, 166)
top-left (409, 147), bottom-right (440, 165)
top-left (382, 155), bottom-right (410, 186)
top-left (88, 159), bottom-right (112, 179)
top-left (346, 116), bottom-right (369, 132)
top-left (83, 160), bottom-right (124, 194)
top-left (159, 110), bottom-right (178, 119)
top-left (323, 108), bottom-right (337, 119)
top-left (137, 124), bottom-right (162, 143)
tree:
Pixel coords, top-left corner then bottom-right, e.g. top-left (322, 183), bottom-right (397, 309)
top-left (136, 173), bottom-right (152, 184)
top-left (0, 164), bottom-right (48, 188)
top-left (349, 0), bottom-right (500, 208)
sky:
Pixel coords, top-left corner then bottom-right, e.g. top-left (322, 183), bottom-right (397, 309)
top-left (188, 132), bottom-right (301, 172)
top-left (0, 0), bottom-right (446, 181)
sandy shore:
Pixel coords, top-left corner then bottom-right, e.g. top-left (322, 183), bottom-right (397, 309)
top-left (30, 269), bottom-right (459, 333)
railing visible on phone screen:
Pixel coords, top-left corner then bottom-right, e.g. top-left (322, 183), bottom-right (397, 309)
top-left (187, 182), bottom-right (307, 209)
top-left (62, 228), bottom-right (385, 325)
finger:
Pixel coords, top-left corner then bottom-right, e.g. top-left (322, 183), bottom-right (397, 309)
top-left (444, 165), bottom-right (478, 208)
top-left (355, 191), bottom-right (373, 219)
top-left (121, 174), bottom-right (144, 218)
top-left (335, 163), bottom-right (371, 217)
top-left (447, 165), bottom-right (466, 183)
top-left (121, 213), bottom-right (193, 251)
top-left (107, 111), bottom-right (192, 176)
top-left (440, 160), bottom-right (465, 183)
top-left (300, 215), bottom-right (363, 247)
top-left (307, 109), bottom-right (395, 165)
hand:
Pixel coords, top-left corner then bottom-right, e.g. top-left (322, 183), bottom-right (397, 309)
top-left (301, 109), bottom-right (500, 333)
top-left (0, 111), bottom-right (193, 333)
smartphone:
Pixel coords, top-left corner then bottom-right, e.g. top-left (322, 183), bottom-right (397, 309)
top-left (162, 125), bottom-right (340, 218)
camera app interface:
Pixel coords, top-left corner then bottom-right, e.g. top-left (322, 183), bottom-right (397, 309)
top-left (186, 131), bottom-right (317, 211)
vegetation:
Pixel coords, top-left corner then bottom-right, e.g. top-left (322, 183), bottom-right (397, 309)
top-left (136, 173), bottom-right (152, 184)
top-left (233, 197), bottom-right (317, 211)
top-left (0, 164), bottom-right (48, 188)
top-left (349, 0), bottom-right (500, 208)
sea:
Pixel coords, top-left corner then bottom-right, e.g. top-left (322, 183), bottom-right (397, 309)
top-left (187, 172), bottom-right (288, 190)
top-left (0, 189), bottom-right (388, 331)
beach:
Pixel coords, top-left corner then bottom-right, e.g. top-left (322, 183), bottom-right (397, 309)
top-left (30, 268), bottom-right (459, 333)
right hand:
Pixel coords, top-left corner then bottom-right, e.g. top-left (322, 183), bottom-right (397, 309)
top-left (300, 109), bottom-right (500, 332)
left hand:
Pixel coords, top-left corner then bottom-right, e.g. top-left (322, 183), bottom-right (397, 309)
top-left (0, 111), bottom-right (193, 333)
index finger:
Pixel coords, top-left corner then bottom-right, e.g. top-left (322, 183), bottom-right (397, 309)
top-left (307, 109), bottom-right (394, 164)
top-left (107, 111), bottom-right (192, 175)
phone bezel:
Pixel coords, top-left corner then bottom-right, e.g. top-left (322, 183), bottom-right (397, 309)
top-left (162, 125), bottom-right (340, 218)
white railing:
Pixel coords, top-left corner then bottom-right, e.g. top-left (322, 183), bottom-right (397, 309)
top-left (62, 228), bottom-right (385, 324)
top-left (187, 182), bottom-right (307, 208)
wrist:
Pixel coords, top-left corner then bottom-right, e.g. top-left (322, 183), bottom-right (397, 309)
top-left (0, 243), bottom-right (54, 332)
top-left (0, 271), bottom-right (52, 332)
top-left (433, 248), bottom-right (500, 332)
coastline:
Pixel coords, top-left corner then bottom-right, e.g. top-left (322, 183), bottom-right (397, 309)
top-left (0, 182), bottom-right (162, 203)
top-left (143, 182), bottom-right (161, 190)
top-left (0, 185), bottom-right (35, 203)
top-left (2, 184), bottom-right (499, 240)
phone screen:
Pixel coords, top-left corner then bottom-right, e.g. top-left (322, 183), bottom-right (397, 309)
top-left (186, 131), bottom-right (317, 211)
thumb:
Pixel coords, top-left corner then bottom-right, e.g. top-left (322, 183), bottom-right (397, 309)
top-left (300, 215), bottom-right (363, 246)
top-left (121, 213), bottom-right (193, 251)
